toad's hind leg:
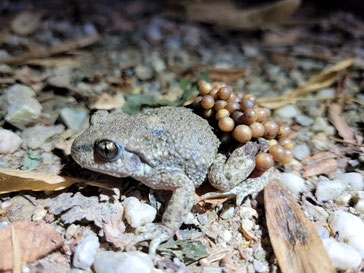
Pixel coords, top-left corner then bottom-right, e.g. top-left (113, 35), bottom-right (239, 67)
top-left (208, 141), bottom-right (259, 192)
top-left (126, 172), bottom-right (195, 258)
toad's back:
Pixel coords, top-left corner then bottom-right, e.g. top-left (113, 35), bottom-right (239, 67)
top-left (116, 107), bottom-right (220, 185)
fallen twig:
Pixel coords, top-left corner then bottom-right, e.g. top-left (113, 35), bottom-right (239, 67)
top-left (0, 34), bottom-right (100, 65)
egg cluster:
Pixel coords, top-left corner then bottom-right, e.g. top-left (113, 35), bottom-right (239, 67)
top-left (193, 80), bottom-right (294, 172)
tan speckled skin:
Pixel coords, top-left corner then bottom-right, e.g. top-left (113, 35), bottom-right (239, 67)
top-left (71, 106), bottom-right (272, 256)
top-left (71, 106), bottom-right (220, 188)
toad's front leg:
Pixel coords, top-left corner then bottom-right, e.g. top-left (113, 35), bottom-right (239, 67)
top-left (127, 172), bottom-right (195, 257)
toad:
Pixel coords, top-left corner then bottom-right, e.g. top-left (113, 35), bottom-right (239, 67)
top-left (71, 106), bottom-right (273, 256)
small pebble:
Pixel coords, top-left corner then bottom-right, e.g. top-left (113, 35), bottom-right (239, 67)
top-left (60, 107), bottom-right (89, 132)
top-left (336, 172), bottom-right (363, 191)
top-left (93, 251), bottom-right (153, 273)
top-left (73, 234), bottom-right (100, 269)
top-left (334, 192), bottom-right (352, 206)
top-left (315, 179), bottom-right (345, 202)
top-left (354, 199), bottom-right (364, 214)
top-left (22, 124), bottom-right (64, 149)
top-left (220, 204), bottom-right (235, 220)
top-left (316, 88), bottom-right (336, 98)
top-left (4, 84), bottom-right (42, 128)
top-left (295, 114), bottom-right (314, 126)
top-left (274, 105), bottom-right (300, 120)
top-left (183, 212), bottom-right (199, 226)
top-left (328, 210), bottom-right (364, 258)
top-left (278, 172), bottom-right (305, 196)
top-left (253, 260), bottom-right (268, 273)
top-left (123, 197), bottom-right (156, 228)
top-left (32, 207), bottom-right (47, 221)
top-left (0, 129), bottom-right (22, 154)
top-left (312, 117), bottom-right (335, 136)
top-left (135, 65), bottom-right (153, 80)
top-left (197, 214), bottom-right (208, 225)
top-left (201, 266), bottom-right (223, 273)
top-left (292, 143), bottom-right (310, 160)
top-left (316, 226), bottom-right (330, 239)
top-left (221, 230), bottom-right (232, 242)
top-left (322, 237), bottom-right (361, 270)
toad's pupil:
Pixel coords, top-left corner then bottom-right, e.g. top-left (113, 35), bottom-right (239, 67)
top-left (95, 140), bottom-right (120, 161)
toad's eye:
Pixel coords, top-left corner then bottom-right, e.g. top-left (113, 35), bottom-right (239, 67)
top-left (94, 140), bottom-right (123, 161)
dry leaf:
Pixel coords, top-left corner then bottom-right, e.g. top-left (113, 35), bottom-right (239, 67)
top-left (0, 34), bottom-right (100, 65)
top-left (208, 67), bottom-right (245, 82)
top-left (264, 180), bottom-right (335, 273)
top-left (0, 221), bottom-right (63, 271)
top-left (0, 169), bottom-right (86, 194)
top-left (301, 150), bottom-right (337, 165)
top-left (328, 103), bottom-right (356, 143)
top-left (11, 11), bottom-right (42, 35)
top-left (241, 220), bottom-right (258, 242)
top-left (257, 58), bottom-right (354, 109)
top-left (302, 158), bottom-right (338, 178)
top-left (90, 92), bottom-right (126, 110)
top-left (165, 0), bottom-right (301, 30)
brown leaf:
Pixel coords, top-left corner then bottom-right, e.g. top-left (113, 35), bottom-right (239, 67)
top-left (264, 180), bottom-right (335, 273)
top-left (208, 67), bottom-right (245, 83)
top-left (328, 103), bottom-right (356, 143)
top-left (302, 158), bottom-right (338, 178)
top-left (90, 92), bottom-right (126, 110)
top-left (0, 34), bottom-right (100, 65)
top-left (0, 169), bottom-right (86, 194)
top-left (301, 151), bottom-right (337, 164)
top-left (165, 0), bottom-right (301, 30)
top-left (0, 221), bottom-right (63, 271)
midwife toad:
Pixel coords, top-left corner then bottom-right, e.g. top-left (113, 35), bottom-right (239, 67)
top-left (71, 106), bottom-right (273, 256)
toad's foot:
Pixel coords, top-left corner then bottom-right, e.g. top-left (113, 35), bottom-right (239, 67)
top-left (126, 223), bottom-right (173, 257)
top-left (127, 172), bottom-right (195, 258)
top-left (196, 167), bottom-right (275, 205)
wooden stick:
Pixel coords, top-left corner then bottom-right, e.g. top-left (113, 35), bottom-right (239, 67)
top-left (264, 179), bottom-right (335, 273)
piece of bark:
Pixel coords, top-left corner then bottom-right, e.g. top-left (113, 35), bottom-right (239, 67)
top-left (264, 180), bottom-right (335, 273)
top-left (328, 103), bottom-right (356, 143)
top-left (164, 0), bottom-right (301, 30)
top-left (301, 158), bottom-right (338, 178)
top-left (0, 221), bottom-right (63, 271)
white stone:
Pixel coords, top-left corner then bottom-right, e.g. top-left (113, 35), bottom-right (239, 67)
top-left (292, 143), bottom-right (310, 160)
top-left (22, 124), bottom-right (65, 149)
top-left (334, 192), bottom-right (352, 206)
top-left (322, 237), bottom-right (361, 270)
top-left (315, 179), bottom-right (345, 202)
top-left (354, 199), bottom-right (364, 214)
top-left (274, 105), bottom-right (300, 120)
top-left (73, 234), bottom-right (100, 269)
top-left (221, 230), bottom-right (232, 242)
top-left (93, 251), bottom-right (153, 273)
top-left (336, 172), bottom-right (363, 191)
top-left (4, 84), bottom-right (42, 129)
top-left (317, 88), bottom-right (336, 98)
top-left (220, 204), bottom-right (235, 220)
top-left (312, 117), bottom-right (335, 136)
top-left (123, 197), bottom-right (156, 228)
top-left (278, 172), bottom-right (305, 196)
top-left (328, 210), bottom-right (364, 258)
top-left (0, 129), bottom-right (22, 154)
top-left (295, 114), bottom-right (314, 126)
